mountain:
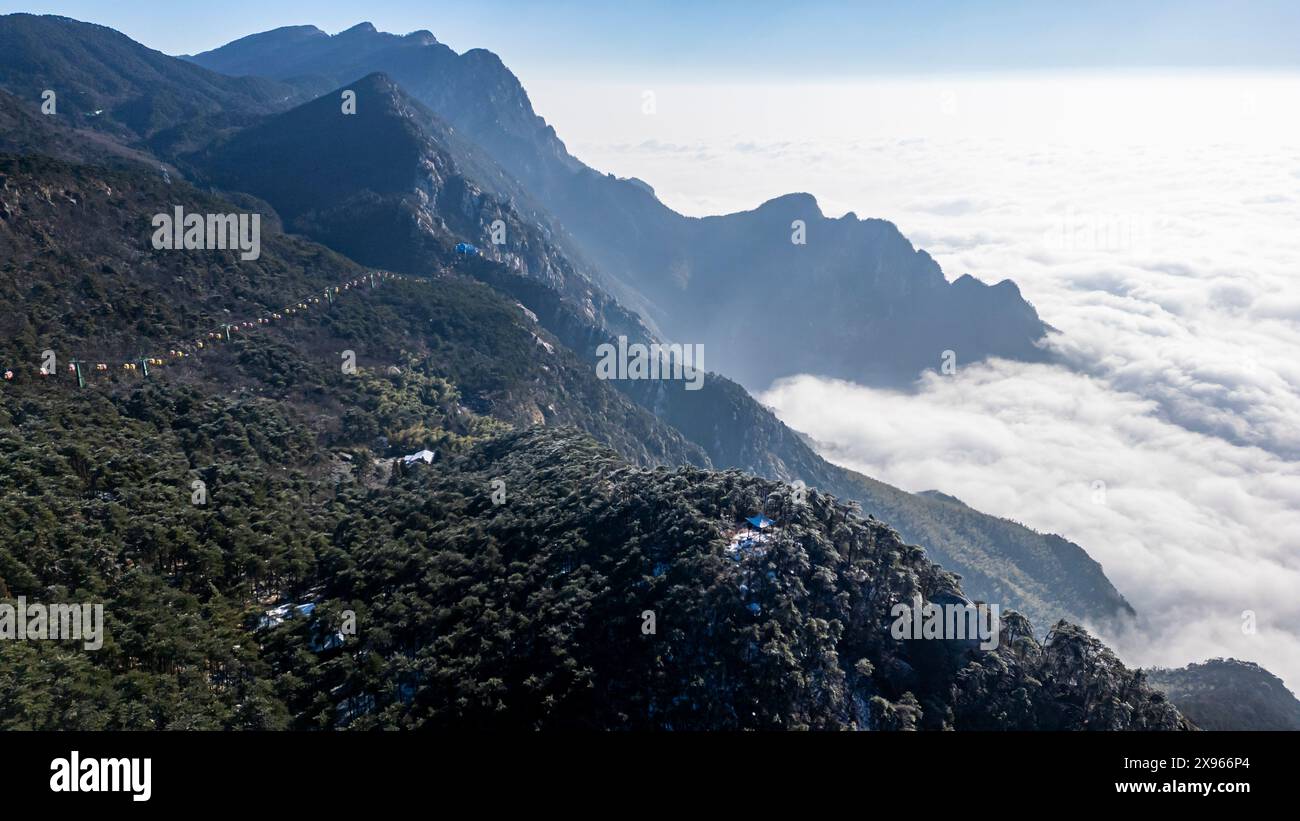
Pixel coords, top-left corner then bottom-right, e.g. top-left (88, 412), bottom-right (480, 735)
top-left (274, 425), bottom-right (1186, 730)
top-left (0, 87), bottom-right (162, 169)
top-left (188, 22), bottom-right (1055, 389)
top-left (0, 11), bottom-right (1128, 641)
top-left (186, 23), bottom-right (579, 184)
top-left (0, 13), bottom-right (323, 155)
top-left (0, 116), bottom-right (1182, 730)
top-left (1147, 659), bottom-right (1300, 731)
top-left (190, 72), bottom-right (649, 343)
top-left (182, 25), bottom-right (1121, 626)
top-left (420, 220), bottom-right (1131, 630)
top-left (188, 71), bottom-right (1134, 631)
top-left (0, 147), bottom-right (706, 471)
top-left (621, 370), bottom-right (1136, 630)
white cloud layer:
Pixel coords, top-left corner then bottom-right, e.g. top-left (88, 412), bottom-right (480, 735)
top-left (533, 72), bottom-right (1300, 690)
top-left (761, 368), bottom-right (1300, 689)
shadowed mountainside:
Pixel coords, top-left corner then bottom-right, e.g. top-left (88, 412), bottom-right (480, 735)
top-left (0, 13), bottom-right (326, 156)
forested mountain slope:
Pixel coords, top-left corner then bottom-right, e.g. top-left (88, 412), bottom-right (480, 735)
top-left (0, 13), bottom-right (324, 155)
top-left (274, 426), bottom-right (1186, 730)
top-left (0, 149), bottom-right (706, 469)
top-left (1148, 659), bottom-right (1300, 731)
top-left (0, 107), bottom-right (1183, 730)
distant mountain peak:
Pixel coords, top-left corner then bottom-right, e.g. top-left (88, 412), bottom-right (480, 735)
top-left (267, 24), bottom-right (327, 37)
top-left (952, 273), bottom-right (1029, 301)
top-left (181, 24), bottom-right (328, 58)
top-left (462, 47), bottom-right (505, 65)
top-left (993, 277), bottom-right (1024, 295)
top-left (341, 22), bottom-right (378, 35)
top-left (918, 489), bottom-right (968, 507)
top-left (755, 191), bottom-right (823, 218)
top-left (622, 176), bottom-right (655, 196)
top-left (354, 71), bottom-right (398, 91)
top-left (405, 29), bottom-right (438, 45)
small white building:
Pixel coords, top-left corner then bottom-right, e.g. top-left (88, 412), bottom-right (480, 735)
top-left (403, 449), bottom-right (436, 465)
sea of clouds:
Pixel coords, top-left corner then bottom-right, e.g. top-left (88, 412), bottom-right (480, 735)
top-left (531, 72), bottom-right (1300, 690)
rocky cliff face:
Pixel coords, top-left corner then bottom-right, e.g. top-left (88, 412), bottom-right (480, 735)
top-left (191, 72), bottom-right (650, 344)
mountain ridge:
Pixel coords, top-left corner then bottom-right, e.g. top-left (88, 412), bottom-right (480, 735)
top-left (0, 12), bottom-right (324, 155)
top-left (186, 20), bottom-right (1056, 389)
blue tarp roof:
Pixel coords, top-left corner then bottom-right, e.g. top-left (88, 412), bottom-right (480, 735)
top-left (746, 515), bottom-right (774, 529)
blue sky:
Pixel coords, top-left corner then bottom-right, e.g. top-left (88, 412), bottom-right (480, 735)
top-left (2, 0), bottom-right (1298, 79)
